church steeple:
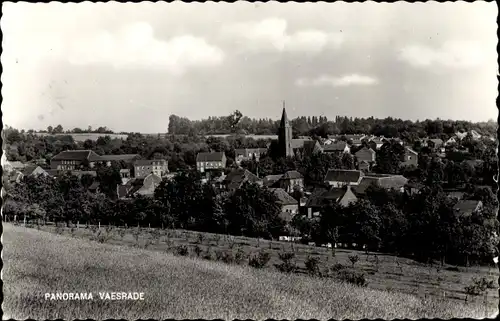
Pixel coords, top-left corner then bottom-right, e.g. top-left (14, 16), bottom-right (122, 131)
top-left (280, 101), bottom-right (289, 128)
top-left (278, 100), bottom-right (294, 158)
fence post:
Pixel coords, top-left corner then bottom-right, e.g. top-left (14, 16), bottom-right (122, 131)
top-left (149, 223), bottom-right (151, 229)
top-left (98, 222), bottom-right (101, 229)
top-left (23, 215), bottom-right (26, 226)
top-left (77, 221), bottom-right (79, 229)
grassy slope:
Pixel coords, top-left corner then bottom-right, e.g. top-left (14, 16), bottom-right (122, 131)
top-left (2, 224), bottom-right (496, 320)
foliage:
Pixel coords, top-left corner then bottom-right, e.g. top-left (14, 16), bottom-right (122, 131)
top-left (248, 251), bottom-right (271, 269)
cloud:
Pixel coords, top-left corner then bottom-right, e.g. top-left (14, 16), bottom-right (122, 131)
top-left (398, 41), bottom-right (487, 68)
top-left (220, 18), bottom-right (343, 53)
top-left (295, 74), bottom-right (379, 87)
top-left (66, 22), bottom-right (224, 74)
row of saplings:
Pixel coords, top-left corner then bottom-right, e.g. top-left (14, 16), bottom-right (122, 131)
top-left (174, 243), bottom-right (368, 287)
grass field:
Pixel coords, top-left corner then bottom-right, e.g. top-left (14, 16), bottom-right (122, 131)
top-left (3, 223), bottom-right (498, 319)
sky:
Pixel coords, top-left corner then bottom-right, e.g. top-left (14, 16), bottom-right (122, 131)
top-left (1, 1), bottom-right (498, 133)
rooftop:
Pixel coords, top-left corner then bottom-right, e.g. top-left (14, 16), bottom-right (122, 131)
top-left (324, 169), bottom-right (363, 183)
top-left (196, 152), bottom-right (225, 162)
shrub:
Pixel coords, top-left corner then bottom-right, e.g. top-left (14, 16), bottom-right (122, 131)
top-left (249, 251), bottom-right (271, 269)
top-left (337, 270), bottom-right (368, 287)
top-left (234, 247), bottom-right (246, 264)
top-left (55, 225), bottom-right (64, 235)
top-left (212, 234), bottom-right (221, 246)
top-left (215, 250), bottom-right (235, 264)
top-left (465, 277), bottom-right (495, 296)
top-left (203, 248), bottom-right (213, 261)
top-left (275, 251), bottom-right (296, 273)
top-left (116, 228), bottom-right (126, 239)
top-left (305, 256), bottom-right (321, 276)
top-left (175, 245), bottom-right (189, 256)
top-left (194, 245), bottom-right (203, 257)
top-left (446, 266), bottom-right (460, 272)
top-left (196, 233), bottom-right (205, 244)
top-left (330, 263), bottom-right (345, 272)
top-left (95, 230), bottom-right (111, 244)
top-left (348, 254), bottom-right (359, 268)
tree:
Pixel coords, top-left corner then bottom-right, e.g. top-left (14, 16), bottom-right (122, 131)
top-left (374, 141), bottom-right (405, 174)
top-left (53, 124), bottom-right (64, 134)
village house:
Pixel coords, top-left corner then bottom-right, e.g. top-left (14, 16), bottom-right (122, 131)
top-left (368, 137), bottom-right (384, 150)
top-left (423, 138), bottom-right (444, 150)
top-left (291, 139), bottom-right (323, 157)
top-left (133, 159), bottom-right (169, 178)
top-left (324, 169), bottom-right (364, 187)
top-left (278, 107), bottom-right (323, 158)
top-left (304, 185), bottom-right (358, 218)
top-left (50, 150), bottom-right (102, 170)
top-left (269, 188), bottom-right (299, 222)
top-left (402, 147), bottom-right (418, 167)
top-left (352, 174), bottom-right (409, 197)
top-left (196, 152), bottom-right (227, 173)
top-left (117, 173), bottom-right (162, 199)
top-left (234, 148), bottom-right (268, 164)
top-left (264, 170), bottom-right (304, 193)
top-left (223, 167), bottom-right (262, 190)
top-left (322, 142), bottom-right (350, 155)
top-left (355, 147), bottom-right (376, 164)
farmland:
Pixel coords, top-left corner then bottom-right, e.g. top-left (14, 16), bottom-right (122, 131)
top-left (4, 223), bottom-right (498, 319)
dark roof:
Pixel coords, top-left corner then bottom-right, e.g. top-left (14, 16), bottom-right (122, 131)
top-left (280, 107), bottom-right (289, 128)
top-left (99, 154), bottom-right (141, 162)
top-left (88, 181), bottom-right (100, 190)
top-left (323, 142), bottom-right (348, 152)
top-left (454, 200), bottom-right (482, 215)
top-left (405, 147), bottom-right (418, 155)
top-left (21, 165), bottom-right (40, 176)
top-left (324, 169), bottom-right (363, 184)
top-left (282, 170), bottom-right (303, 180)
top-left (353, 175), bottom-right (408, 195)
top-left (234, 148), bottom-right (268, 157)
top-left (263, 174), bottom-right (284, 187)
top-left (429, 138), bottom-right (444, 144)
top-left (196, 152), bottom-right (225, 162)
top-left (305, 187), bottom-right (348, 207)
top-left (45, 169), bottom-right (59, 177)
top-left (120, 169), bottom-right (130, 173)
top-left (51, 150), bottom-right (102, 162)
top-left (269, 188), bottom-right (298, 205)
top-left (355, 147), bottom-right (375, 156)
top-left (224, 168), bottom-right (261, 190)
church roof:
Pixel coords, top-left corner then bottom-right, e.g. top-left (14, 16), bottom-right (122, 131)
top-left (280, 107), bottom-right (289, 128)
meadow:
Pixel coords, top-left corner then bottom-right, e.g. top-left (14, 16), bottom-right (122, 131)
top-left (3, 223), bottom-right (498, 319)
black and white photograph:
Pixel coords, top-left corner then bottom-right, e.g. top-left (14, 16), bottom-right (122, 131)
top-left (1, 1), bottom-right (499, 319)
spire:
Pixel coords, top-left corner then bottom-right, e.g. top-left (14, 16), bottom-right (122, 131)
top-left (280, 100), bottom-right (289, 127)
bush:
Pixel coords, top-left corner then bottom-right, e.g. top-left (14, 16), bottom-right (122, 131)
top-left (330, 263), bottom-right (345, 272)
top-left (348, 254), bottom-right (359, 267)
top-left (234, 247), bottom-right (246, 264)
top-left (248, 251), bottom-right (271, 269)
top-left (175, 245), bottom-right (189, 256)
top-left (215, 250), bottom-right (235, 264)
top-left (275, 251), bottom-right (296, 273)
top-left (194, 245), bottom-right (203, 257)
top-left (95, 230), bottom-right (111, 244)
top-left (196, 233), bottom-right (205, 244)
top-left (305, 256), bottom-right (321, 276)
top-left (337, 270), bottom-right (368, 287)
top-left (203, 249), bottom-right (213, 261)
top-left (465, 277), bottom-right (495, 296)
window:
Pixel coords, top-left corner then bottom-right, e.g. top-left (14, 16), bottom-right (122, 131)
top-left (408, 156), bottom-right (411, 160)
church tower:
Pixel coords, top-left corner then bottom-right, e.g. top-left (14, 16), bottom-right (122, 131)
top-left (278, 101), bottom-right (294, 158)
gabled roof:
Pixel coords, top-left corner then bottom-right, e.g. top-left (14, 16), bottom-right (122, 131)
top-left (428, 138), bottom-right (444, 144)
top-left (21, 165), bottom-right (41, 176)
top-left (99, 154), bottom-right (141, 162)
top-left (353, 175), bottom-right (408, 195)
top-left (355, 147), bottom-right (375, 156)
top-left (282, 170), bottom-right (303, 180)
top-left (269, 188), bottom-right (298, 205)
top-left (224, 168), bottom-right (261, 190)
top-left (454, 200), bottom-right (482, 216)
top-left (405, 147), bottom-right (418, 155)
top-left (88, 181), bottom-right (100, 190)
top-left (51, 150), bottom-right (102, 162)
top-left (196, 152), bottom-right (225, 162)
top-left (45, 169), bottom-right (60, 177)
top-left (324, 169), bottom-right (363, 183)
top-left (305, 187), bottom-right (349, 207)
top-left (263, 174), bottom-right (284, 187)
top-left (234, 148), bottom-right (268, 157)
top-left (323, 142), bottom-right (348, 152)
